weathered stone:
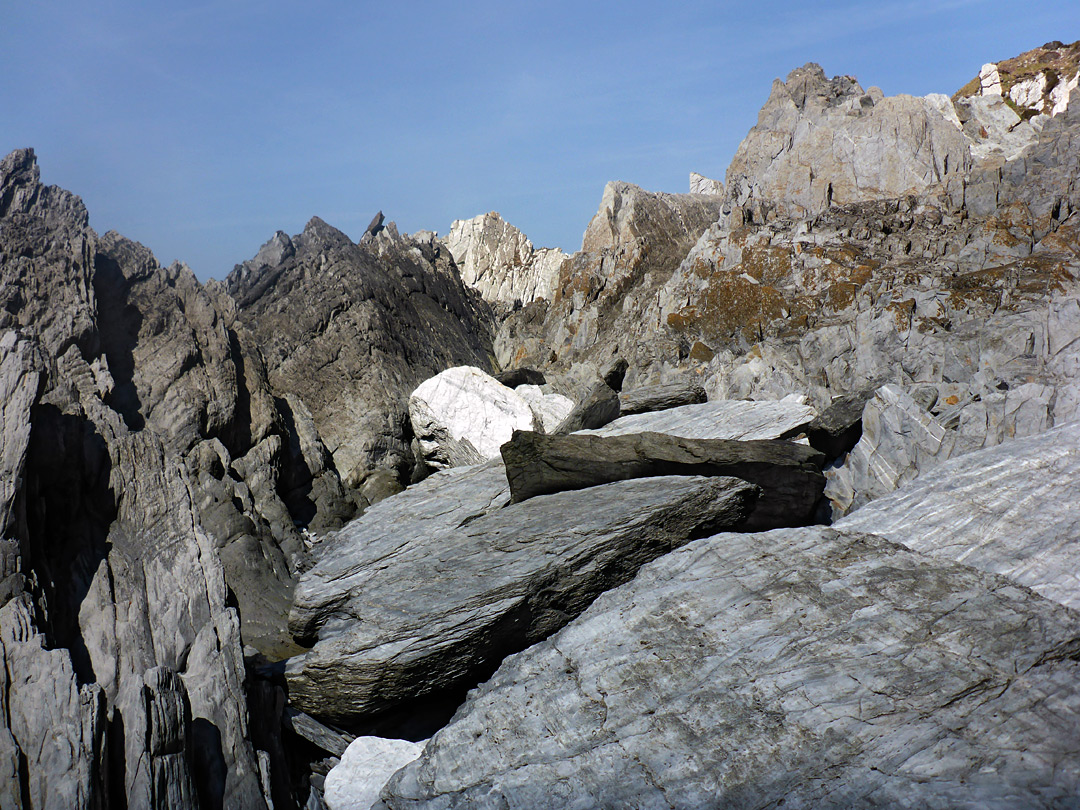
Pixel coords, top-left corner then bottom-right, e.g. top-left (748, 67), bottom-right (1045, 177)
top-left (514, 384), bottom-right (574, 433)
top-left (227, 216), bottom-right (496, 484)
top-left (725, 64), bottom-right (970, 221)
top-left (382, 527), bottom-right (1080, 809)
top-left (837, 419), bottom-right (1080, 610)
top-left (409, 366), bottom-right (540, 470)
top-left (804, 389), bottom-right (877, 462)
top-left (689, 171), bottom-right (724, 196)
top-left (444, 212), bottom-right (567, 307)
top-left (284, 709), bottom-right (356, 758)
top-left (324, 737), bottom-right (426, 810)
top-left (287, 470), bottom-right (756, 724)
top-left (617, 380), bottom-right (707, 416)
top-left (493, 367), bottom-right (546, 388)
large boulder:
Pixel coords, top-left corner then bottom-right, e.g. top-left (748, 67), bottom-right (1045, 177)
top-left (381, 526), bottom-right (1080, 808)
top-left (287, 469), bottom-right (756, 725)
top-left (409, 366), bottom-right (541, 470)
top-left (501, 430), bottom-right (824, 530)
top-left (837, 419), bottom-right (1080, 610)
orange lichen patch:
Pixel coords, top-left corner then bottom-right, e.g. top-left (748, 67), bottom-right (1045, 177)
top-left (740, 243), bottom-right (795, 285)
top-left (886, 299), bottom-right (916, 331)
top-left (944, 395), bottom-right (960, 405)
top-left (513, 345), bottom-right (529, 365)
top-left (825, 281), bottom-right (863, 311)
top-left (667, 268), bottom-right (801, 343)
top-left (688, 341), bottom-right (715, 362)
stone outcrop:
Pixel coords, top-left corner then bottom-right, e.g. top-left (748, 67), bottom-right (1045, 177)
top-left (689, 171), bottom-right (724, 196)
top-left (287, 467), bottom-right (755, 725)
top-left (381, 526), bottom-right (1080, 808)
top-left (226, 219), bottom-right (496, 486)
top-left (837, 419), bottom-right (1080, 610)
top-left (501, 429), bottom-right (823, 530)
top-left (443, 212), bottom-right (567, 307)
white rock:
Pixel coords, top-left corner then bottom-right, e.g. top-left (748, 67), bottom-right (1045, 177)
top-left (979, 62), bottom-right (1002, 95)
top-left (689, 171), bottom-right (724, 196)
top-left (324, 736), bottom-right (426, 810)
top-left (1008, 72), bottom-right (1048, 111)
top-left (443, 212), bottom-right (566, 306)
top-left (1050, 69), bottom-right (1080, 116)
top-left (409, 367), bottom-right (540, 469)
top-left (837, 420), bottom-right (1080, 611)
top-left (514, 384), bottom-right (574, 433)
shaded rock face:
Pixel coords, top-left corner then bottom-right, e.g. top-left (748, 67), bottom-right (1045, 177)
top-left (443, 212), bottom-right (567, 308)
top-left (226, 219), bottom-right (496, 486)
top-left (382, 527), bottom-right (1080, 809)
top-left (287, 466), bottom-right (755, 726)
top-left (0, 147), bottom-right (331, 807)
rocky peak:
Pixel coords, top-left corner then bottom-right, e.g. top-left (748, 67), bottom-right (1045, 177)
top-left (443, 211), bottom-right (566, 308)
top-left (581, 181), bottom-right (722, 254)
top-left (689, 172), bottom-right (724, 196)
top-left (298, 215), bottom-right (353, 250)
top-left (958, 39), bottom-right (1080, 118)
top-left (725, 65), bottom-right (970, 222)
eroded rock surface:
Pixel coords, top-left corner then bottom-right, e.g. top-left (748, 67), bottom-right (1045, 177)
top-left (837, 419), bottom-right (1080, 610)
top-left (585, 396), bottom-right (815, 441)
top-left (381, 527), bottom-right (1080, 809)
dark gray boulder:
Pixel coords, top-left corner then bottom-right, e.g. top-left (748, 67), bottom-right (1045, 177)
top-left (617, 380), bottom-right (707, 416)
top-left (381, 526), bottom-right (1080, 809)
top-left (493, 367), bottom-right (546, 388)
top-left (501, 430), bottom-right (825, 530)
top-left (287, 468), bottom-right (756, 725)
top-left (805, 389), bottom-right (877, 461)
top-left (552, 380), bottom-right (621, 434)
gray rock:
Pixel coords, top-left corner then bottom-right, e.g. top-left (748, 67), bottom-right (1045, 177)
top-left (617, 380), bottom-right (707, 416)
top-left (287, 470), bottom-right (756, 724)
top-left (501, 429), bottom-right (823, 530)
top-left (837, 419), bottom-right (1080, 610)
top-left (493, 367), bottom-right (545, 388)
top-left (227, 215), bottom-right (496, 485)
top-left (805, 388), bottom-right (877, 462)
top-left (824, 384), bottom-right (957, 517)
top-left (586, 396), bottom-right (816, 441)
top-left (284, 709), bottom-right (356, 758)
top-left (553, 380), bottom-right (621, 434)
top-left (381, 526), bottom-right (1080, 809)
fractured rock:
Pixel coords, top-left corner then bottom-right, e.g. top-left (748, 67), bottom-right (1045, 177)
top-left (586, 395), bottom-right (816, 441)
top-left (287, 470), bottom-right (756, 724)
top-left (617, 380), bottom-right (707, 416)
top-left (324, 736), bottom-right (426, 810)
top-left (552, 381), bottom-right (621, 434)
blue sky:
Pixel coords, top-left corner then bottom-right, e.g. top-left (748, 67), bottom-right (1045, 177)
top-left (2, 1), bottom-right (1077, 280)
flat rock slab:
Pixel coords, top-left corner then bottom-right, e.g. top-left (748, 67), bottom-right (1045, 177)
top-left (617, 380), bottom-right (707, 416)
top-left (837, 419), bottom-right (1080, 610)
top-left (501, 430), bottom-right (825, 530)
top-left (584, 395), bottom-right (815, 441)
top-left (381, 527), bottom-right (1080, 809)
top-left (287, 470), bottom-right (756, 724)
